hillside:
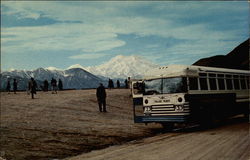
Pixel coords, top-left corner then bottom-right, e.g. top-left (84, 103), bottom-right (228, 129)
top-left (193, 39), bottom-right (249, 70)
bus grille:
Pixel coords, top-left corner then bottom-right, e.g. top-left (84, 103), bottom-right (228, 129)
top-left (150, 103), bottom-right (190, 116)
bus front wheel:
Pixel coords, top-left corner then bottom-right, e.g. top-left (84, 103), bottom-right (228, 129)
top-left (161, 123), bottom-right (174, 131)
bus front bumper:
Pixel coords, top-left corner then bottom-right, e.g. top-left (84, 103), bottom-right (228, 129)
top-left (134, 115), bottom-right (189, 123)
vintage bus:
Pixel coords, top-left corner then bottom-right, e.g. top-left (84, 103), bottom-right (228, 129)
top-left (132, 65), bottom-right (249, 128)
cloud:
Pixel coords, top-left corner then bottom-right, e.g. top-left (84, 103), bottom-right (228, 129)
top-left (1, 1), bottom-right (248, 69)
top-left (1, 23), bottom-right (126, 54)
top-left (69, 53), bottom-right (108, 60)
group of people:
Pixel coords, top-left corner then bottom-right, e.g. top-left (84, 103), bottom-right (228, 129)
top-left (6, 79), bottom-right (18, 94)
top-left (5, 77), bottom-right (64, 99)
top-left (41, 78), bottom-right (63, 93)
top-left (6, 76), bottom-right (130, 112)
top-left (108, 79), bottom-right (128, 89)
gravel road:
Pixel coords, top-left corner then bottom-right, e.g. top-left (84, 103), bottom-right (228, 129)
top-left (66, 120), bottom-right (249, 160)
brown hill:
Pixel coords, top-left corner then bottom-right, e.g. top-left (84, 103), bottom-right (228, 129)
top-left (193, 39), bottom-right (249, 70)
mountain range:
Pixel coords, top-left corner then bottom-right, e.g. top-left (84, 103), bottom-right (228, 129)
top-left (1, 55), bottom-right (157, 90)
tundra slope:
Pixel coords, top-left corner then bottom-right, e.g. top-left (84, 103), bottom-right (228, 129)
top-left (0, 89), bottom-right (161, 160)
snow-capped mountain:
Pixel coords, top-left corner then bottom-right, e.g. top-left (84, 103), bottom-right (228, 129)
top-left (1, 55), bottom-right (158, 90)
top-left (86, 55), bottom-right (159, 79)
top-left (1, 67), bottom-right (104, 90)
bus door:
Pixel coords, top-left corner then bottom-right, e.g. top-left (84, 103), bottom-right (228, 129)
top-left (132, 81), bottom-right (145, 123)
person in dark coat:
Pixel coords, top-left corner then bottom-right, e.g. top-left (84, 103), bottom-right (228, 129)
top-left (124, 79), bottom-right (128, 89)
top-left (58, 79), bottom-right (63, 90)
top-left (51, 78), bottom-right (57, 94)
top-left (96, 83), bottom-right (107, 112)
top-left (43, 80), bottom-right (49, 92)
top-left (110, 79), bottom-right (114, 89)
top-left (116, 80), bottom-right (120, 88)
top-left (6, 80), bottom-right (11, 94)
top-left (108, 79), bottom-right (112, 90)
top-left (29, 78), bottom-right (37, 99)
top-left (13, 79), bottom-right (17, 94)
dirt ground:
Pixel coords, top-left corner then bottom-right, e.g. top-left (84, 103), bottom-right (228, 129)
top-left (65, 119), bottom-right (249, 160)
top-left (1, 89), bottom-right (249, 160)
top-left (0, 89), bottom-right (161, 160)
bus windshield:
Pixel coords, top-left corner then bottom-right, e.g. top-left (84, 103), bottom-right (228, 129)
top-left (144, 77), bottom-right (187, 95)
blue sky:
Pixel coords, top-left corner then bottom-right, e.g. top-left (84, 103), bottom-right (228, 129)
top-left (1, 1), bottom-right (249, 71)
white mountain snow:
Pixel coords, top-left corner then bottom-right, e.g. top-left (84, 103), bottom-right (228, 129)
top-left (67, 64), bottom-right (86, 70)
top-left (85, 55), bottom-right (159, 79)
top-left (1, 67), bottom-right (104, 90)
top-left (46, 66), bottom-right (62, 71)
top-left (1, 55), bottom-right (159, 90)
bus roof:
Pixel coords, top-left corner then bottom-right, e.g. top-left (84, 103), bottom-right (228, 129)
top-left (144, 65), bottom-right (250, 79)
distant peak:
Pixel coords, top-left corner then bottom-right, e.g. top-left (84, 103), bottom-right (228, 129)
top-left (46, 66), bottom-right (61, 71)
top-left (110, 55), bottom-right (143, 61)
top-left (67, 64), bottom-right (85, 70)
top-left (9, 68), bottom-right (16, 72)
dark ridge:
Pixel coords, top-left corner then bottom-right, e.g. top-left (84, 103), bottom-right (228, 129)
top-left (193, 39), bottom-right (249, 70)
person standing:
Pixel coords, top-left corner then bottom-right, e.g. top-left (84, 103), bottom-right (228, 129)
top-left (96, 83), bottom-right (107, 112)
top-left (51, 78), bottom-right (57, 94)
top-left (13, 79), bottom-right (17, 94)
top-left (108, 79), bottom-right (112, 90)
top-left (29, 78), bottom-right (37, 99)
top-left (58, 79), bottom-right (63, 91)
top-left (110, 79), bottom-right (114, 89)
top-left (43, 80), bottom-right (49, 91)
top-left (6, 80), bottom-right (11, 94)
top-left (124, 79), bottom-right (128, 89)
top-left (116, 80), bottom-right (120, 88)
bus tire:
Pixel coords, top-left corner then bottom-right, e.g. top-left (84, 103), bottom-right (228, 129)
top-left (200, 107), bottom-right (216, 129)
top-left (243, 113), bottom-right (249, 122)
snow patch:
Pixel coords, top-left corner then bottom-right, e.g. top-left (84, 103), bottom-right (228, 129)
top-left (46, 66), bottom-right (62, 71)
top-left (67, 64), bottom-right (86, 70)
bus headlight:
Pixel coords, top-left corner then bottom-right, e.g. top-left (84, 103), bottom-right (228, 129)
top-left (144, 99), bottom-right (149, 104)
top-left (175, 105), bottom-right (184, 112)
top-left (178, 97), bottom-right (183, 102)
top-left (144, 106), bottom-right (152, 113)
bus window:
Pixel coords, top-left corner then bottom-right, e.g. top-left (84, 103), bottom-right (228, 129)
top-left (199, 73), bottom-right (207, 77)
top-left (144, 79), bottom-right (162, 95)
top-left (247, 77), bottom-right (250, 89)
top-left (189, 77), bottom-right (198, 90)
top-left (199, 78), bottom-right (208, 90)
top-left (209, 73), bottom-right (216, 77)
top-left (209, 78), bottom-right (217, 90)
top-left (133, 82), bottom-right (144, 94)
top-left (144, 77), bottom-right (187, 95)
top-left (218, 74), bottom-right (224, 78)
top-left (240, 76), bottom-right (246, 89)
top-left (218, 79), bottom-right (225, 90)
top-left (226, 79), bottom-right (233, 90)
top-left (233, 79), bottom-right (240, 90)
top-left (162, 77), bottom-right (187, 93)
top-left (226, 75), bottom-right (233, 90)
